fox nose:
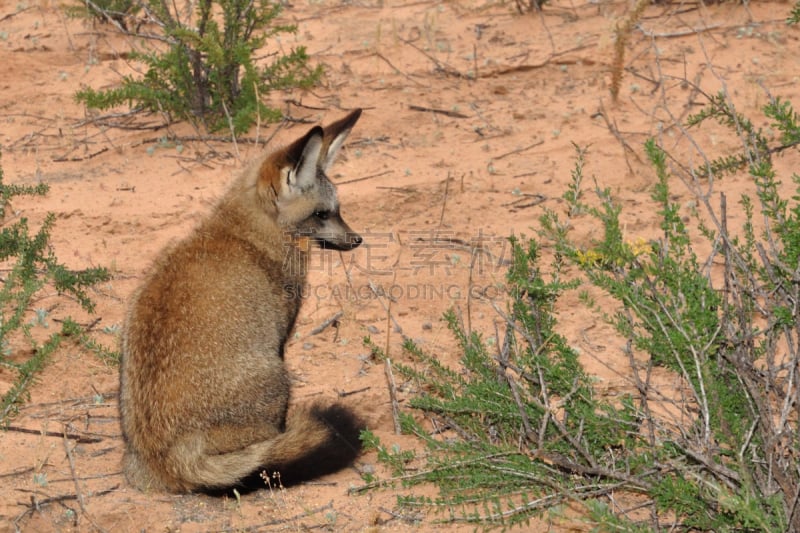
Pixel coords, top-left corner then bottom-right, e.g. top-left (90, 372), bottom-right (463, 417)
top-left (317, 231), bottom-right (362, 251)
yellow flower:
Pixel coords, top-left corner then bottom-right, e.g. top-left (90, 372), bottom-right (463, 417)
top-left (628, 237), bottom-right (652, 258)
top-left (576, 249), bottom-right (606, 267)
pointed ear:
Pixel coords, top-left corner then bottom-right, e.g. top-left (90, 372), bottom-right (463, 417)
top-left (280, 126), bottom-right (324, 196)
top-left (320, 109), bottom-right (362, 171)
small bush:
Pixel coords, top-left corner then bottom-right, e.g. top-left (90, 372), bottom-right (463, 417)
top-left (361, 239), bottom-right (642, 528)
top-left (0, 154), bottom-right (110, 424)
top-left (789, 0), bottom-right (800, 24)
top-left (358, 89), bottom-right (800, 530)
top-left (76, 0), bottom-right (322, 133)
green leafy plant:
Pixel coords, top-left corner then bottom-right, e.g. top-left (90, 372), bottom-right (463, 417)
top-left (76, 0), bottom-right (321, 133)
top-left (0, 154), bottom-right (110, 424)
top-left (358, 240), bottom-right (642, 528)
top-left (357, 88), bottom-right (800, 530)
top-left (542, 133), bottom-right (795, 530)
top-left (788, 0), bottom-right (800, 24)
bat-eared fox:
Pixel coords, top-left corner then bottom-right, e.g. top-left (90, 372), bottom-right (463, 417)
top-left (120, 110), bottom-right (365, 493)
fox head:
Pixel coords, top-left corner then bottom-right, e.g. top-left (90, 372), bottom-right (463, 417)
top-left (258, 109), bottom-right (363, 251)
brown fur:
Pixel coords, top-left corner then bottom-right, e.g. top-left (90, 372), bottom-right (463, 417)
top-left (119, 110), bottom-right (364, 493)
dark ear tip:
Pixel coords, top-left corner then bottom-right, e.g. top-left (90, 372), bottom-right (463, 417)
top-left (306, 125), bottom-right (324, 138)
top-left (342, 108), bottom-right (362, 125)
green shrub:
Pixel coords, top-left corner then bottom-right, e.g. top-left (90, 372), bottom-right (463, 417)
top-left (788, 0), bottom-right (800, 24)
top-left (76, 0), bottom-right (321, 133)
top-left (360, 238), bottom-right (642, 528)
top-left (0, 154), bottom-right (110, 424)
top-left (357, 89), bottom-right (800, 531)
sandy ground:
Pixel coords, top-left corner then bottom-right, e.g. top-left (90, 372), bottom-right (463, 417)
top-left (1, 0), bottom-right (799, 530)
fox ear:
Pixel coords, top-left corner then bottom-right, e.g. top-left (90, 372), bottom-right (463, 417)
top-left (281, 126), bottom-right (323, 196)
top-left (320, 109), bottom-right (362, 171)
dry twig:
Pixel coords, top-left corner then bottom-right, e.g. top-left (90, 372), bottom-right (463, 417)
top-left (4, 426), bottom-right (102, 444)
top-left (408, 105), bottom-right (468, 119)
top-left (384, 359), bottom-right (402, 435)
top-left (63, 433), bottom-right (108, 533)
top-left (308, 311), bottom-right (343, 337)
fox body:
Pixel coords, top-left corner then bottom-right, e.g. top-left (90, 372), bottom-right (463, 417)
top-left (119, 110), bottom-right (365, 493)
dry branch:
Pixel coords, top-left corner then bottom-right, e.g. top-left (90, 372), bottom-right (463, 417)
top-left (0, 7), bottom-right (31, 22)
top-left (408, 105), bottom-right (468, 119)
top-left (4, 426), bottom-right (102, 444)
top-left (338, 170), bottom-right (394, 186)
top-left (52, 147), bottom-right (109, 163)
top-left (384, 359), bottom-right (402, 435)
top-left (494, 140), bottom-right (544, 161)
top-left (308, 311), bottom-right (343, 337)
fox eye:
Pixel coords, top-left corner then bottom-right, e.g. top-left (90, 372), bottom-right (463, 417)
top-left (314, 211), bottom-right (330, 220)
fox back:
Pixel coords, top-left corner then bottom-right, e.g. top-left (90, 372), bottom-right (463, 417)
top-left (119, 109), bottom-right (365, 493)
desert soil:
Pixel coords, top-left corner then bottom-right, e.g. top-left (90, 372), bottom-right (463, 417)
top-left (1, 0), bottom-right (799, 530)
